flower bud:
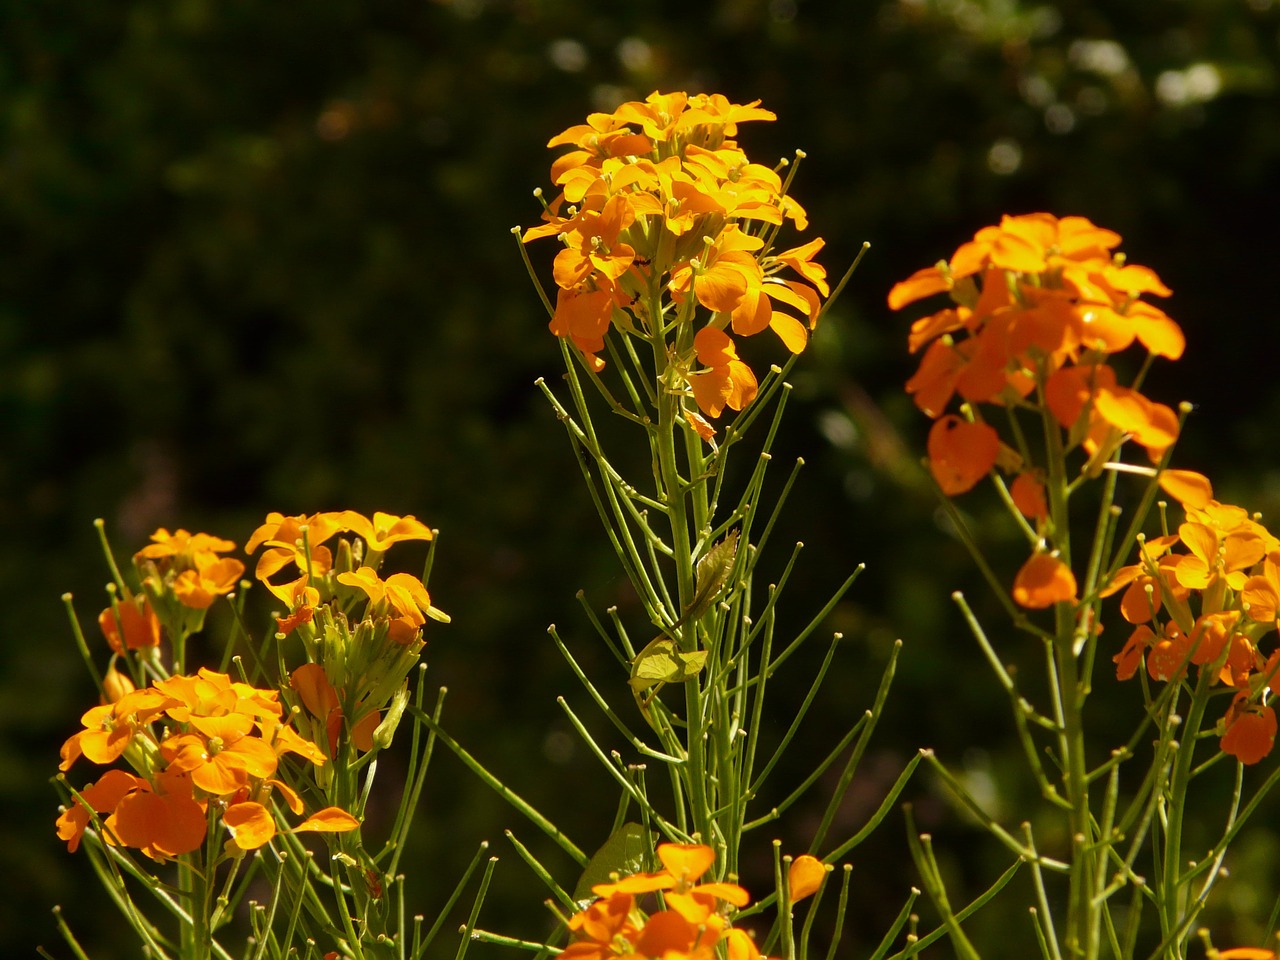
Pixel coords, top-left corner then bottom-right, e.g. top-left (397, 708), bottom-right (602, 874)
top-left (101, 666), bottom-right (136, 703)
top-left (372, 683), bottom-right (410, 751)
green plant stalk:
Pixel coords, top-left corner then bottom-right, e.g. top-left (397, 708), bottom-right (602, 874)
top-left (643, 294), bottom-right (715, 855)
top-left (1158, 667), bottom-right (1215, 952)
top-left (1039, 377), bottom-right (1100, 960)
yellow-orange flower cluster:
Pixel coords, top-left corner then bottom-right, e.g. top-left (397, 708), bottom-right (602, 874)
top-left (524, 91), bottom-right (829, 423)
top-left (135, 528), bottom-right (245, 610)
top-left (562, 843), bottom-right (772, 960)
top-left (1103, 499), bottom-right (1280, 763)
top-left (889, 213), bottom-right (1184, 497)
top-left (246, 510), bottom-right (445, 644)
top-left (57, 668), bottom-right (357, 859)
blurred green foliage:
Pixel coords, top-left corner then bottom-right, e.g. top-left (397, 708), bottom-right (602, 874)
top-left (5, 0), bottom-right (1280, 956)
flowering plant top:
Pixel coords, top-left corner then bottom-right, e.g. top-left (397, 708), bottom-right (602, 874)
top-left (523, 90), bottom-right (829, 429)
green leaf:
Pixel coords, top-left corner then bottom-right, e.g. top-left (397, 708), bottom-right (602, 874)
top-left (572, 822), bottom-right (648, 903)
top-left (684, 529), bottom-right (739, 623)
top-left (628, 637), bottom-right (708, 693)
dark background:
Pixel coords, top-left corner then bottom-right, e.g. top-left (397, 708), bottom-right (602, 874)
top-left (7, 0), bottom-right (1280, 956)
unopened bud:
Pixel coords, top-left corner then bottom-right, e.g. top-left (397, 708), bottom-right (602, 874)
top-left (102, 666), bottom-right (136, 703)
top-left (372, 683), bottom-right (410, 751)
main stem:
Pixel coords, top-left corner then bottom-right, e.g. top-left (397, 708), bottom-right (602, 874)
top-left (650, 314), bottom-right (713, 851)
top-left (1044, 399), bottom-right (1097, 960)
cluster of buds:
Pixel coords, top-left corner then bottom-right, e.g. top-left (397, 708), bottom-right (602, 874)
top-left (57, 667), bottom-right (356, 858)
top-left (1105, 498), bottom-right (1280, 763)
top-left (561, 843), bottom-right (824, 960)
top-left (889, 212), bottom-right (1184, 504)
top-left (523, 90), bottom-right (829, 431)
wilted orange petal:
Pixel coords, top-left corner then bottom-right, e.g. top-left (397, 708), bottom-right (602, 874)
top-left (1012, 554), bottom-right (1077, 609)
top-left (926, 416), bottom-right (999, 496)
top-left (352, 709), bottom-right (381, 753)
top-left (290, 663), bottom-right (339, 719)
top-left (1114, 625), bottom-right (1153, 681)
top-left (788, 854), bottom-right (827, 902)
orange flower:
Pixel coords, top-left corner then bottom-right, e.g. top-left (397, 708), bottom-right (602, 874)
top-left (56, 769), bottom-right (149, 853)
top-left (107, 768), bottom-right (207, 860)
top-left (135, 528), bottom-right (236, 570)
top-left (160, 720), bottom-right (279, 796)
top-left (173, 557), bottom-right (245, 610)
top-left (1146, 621), bottom-right (1192, 682)
top-left (337, 566), bottom-right (447, 642)
top-left (562, 891), bottom-right (639, 960)
top-left (525, 91), bottom-right (827, 385)
top-left (59, 687), bottom-right (174, 771)
top-left (337, 510), bottom-right (434, 553)
top-left (1012, 553), bottom-right (1077, 609)
top-left (688, 327), bottom-right (758, 419)
top-left (926, 416), bottom-right (999, 495)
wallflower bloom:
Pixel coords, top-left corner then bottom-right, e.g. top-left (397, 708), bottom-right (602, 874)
top-left (525, 91), bottom-right (829, 427)
top-left (136, 528), bottom-right (244, 610)
top-left (892, 213), bottom-right (1186, 492)
top-left (564, 842), bottom-right (771, 960)
top-left (688, 327), bottom-right (758, 418)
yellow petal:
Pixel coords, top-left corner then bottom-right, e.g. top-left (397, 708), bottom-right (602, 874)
top-left (295, 807), bottom-right (360, 834)
top-left (788, 854), bottom-right (827, 902)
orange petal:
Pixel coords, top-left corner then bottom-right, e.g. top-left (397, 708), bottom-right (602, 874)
top-left (788, 854), bottom-right (827, 902)
top-left (1012, 554), bottom-right (1077, 609)
top-left (926, 416), bottom-right (999, 496)
top-left (224, 801), bottom-right (277, 850)
top-left (888, 265), bottom-right (950, 310)
top-left (295, 807), bottom-right (361, 833)
top-left (656, 843), bottom-right (716, 882)
top-left (1222, 702), bottom-right (1277, 765)
top-left (1158, 469), bottom-right (1212, 509)
top-left (1010, 473), bottom-right (1048, 521)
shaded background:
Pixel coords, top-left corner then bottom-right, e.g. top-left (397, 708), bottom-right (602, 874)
top-left (6, 0), bottom-right (1280, 955)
